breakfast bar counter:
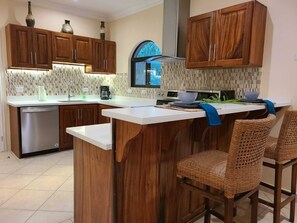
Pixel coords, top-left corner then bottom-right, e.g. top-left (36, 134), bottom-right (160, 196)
top-left (68, 99), bottom-right (291, 223)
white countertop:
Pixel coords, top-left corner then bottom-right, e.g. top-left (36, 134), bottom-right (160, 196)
top-left (102, 98), bottom-right (291, 125)
top-left (66, 124), bottom-right (112, 150)
top-left (7, 95), bottom-right (156, 108)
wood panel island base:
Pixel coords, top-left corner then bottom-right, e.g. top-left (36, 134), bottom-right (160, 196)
top-left (70, 102), bottom-right (290, 223)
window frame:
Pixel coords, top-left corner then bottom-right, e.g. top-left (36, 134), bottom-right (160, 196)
top-left (130, 40), bottom-right (162, 88)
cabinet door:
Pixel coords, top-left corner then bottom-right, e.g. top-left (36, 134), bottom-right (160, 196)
top-left (6, 24), bottom-right (33, 68)
top-left (105, 41), bottom-right (116, 74)
top-left (98, 104), bottom-right (117, 124)
top-left (186, 12), bottom-right (216, 68)
top-left (32, 28), bottom-right (52, 69)
top-left (52, 32), bottom-right (73, 63)
top-left (73, 36), bottom-right (92, 64)
top-left (80, 104), bottom-right (98, 126)
top-left (215, 2), bottom-right (253, 66)
top-left (59, 105), bottom-right (78, 150)
top-left (92, 39), bottom-right (105, 72)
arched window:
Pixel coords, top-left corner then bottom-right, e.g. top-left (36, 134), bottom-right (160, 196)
top-left (131, 40), bottom-right (162, 88)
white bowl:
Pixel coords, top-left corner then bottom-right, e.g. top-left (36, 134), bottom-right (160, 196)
top-left (178, 91), bottom-right (198, 103)
top-left (244, 91), bottom-right (259, 100)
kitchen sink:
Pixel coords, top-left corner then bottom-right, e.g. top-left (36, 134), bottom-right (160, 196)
top-left (58, 100), bottom-right (85, 102)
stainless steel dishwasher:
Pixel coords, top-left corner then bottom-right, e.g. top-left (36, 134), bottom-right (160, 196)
top-left (20, 106), bottom-right (59, 155)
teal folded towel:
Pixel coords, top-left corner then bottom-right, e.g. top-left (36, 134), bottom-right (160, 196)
top-left (262, 100), bottom-right (276, 115)
top-left (198, 103), bottom-right (222, 126)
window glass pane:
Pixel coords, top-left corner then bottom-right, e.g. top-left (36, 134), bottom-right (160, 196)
top-left (136, 42), bottom-right (161, 58)
top-left (135, 62), bottom-right (146, 85)
top-left (149, 63), bottom-right (162, 86)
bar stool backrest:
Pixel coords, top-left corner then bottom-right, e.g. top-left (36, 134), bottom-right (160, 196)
top-left (276, 110), bottom-right (297, 162)
top-left (224, 115), bottom-right (276, 198)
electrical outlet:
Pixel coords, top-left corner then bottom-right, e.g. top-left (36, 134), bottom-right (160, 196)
top-left (295, 53), bottom-right (297, 61)
top-left (127, 89), bottom-right (132, 94)
top-left (15, 86), bottom-right (24, 93)
top-left (82, 87), bottom-right (89, 93)
top-left (141, 90), bottom-right (147, 95)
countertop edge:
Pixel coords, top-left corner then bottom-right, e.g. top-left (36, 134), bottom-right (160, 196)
top-left (66, 124), bottom-right (112, 150)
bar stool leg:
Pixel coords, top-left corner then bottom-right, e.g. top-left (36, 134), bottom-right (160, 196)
top-left (204, 186), bottom-right (210, 223)
top-left (290, 163), bottom-right (297, 222)
top-left (250, 190), bottom-right (259, 223)
top-left (224, 197), bottom-right (234, 223)
top-left (274, 163), bottom-right (283, 223)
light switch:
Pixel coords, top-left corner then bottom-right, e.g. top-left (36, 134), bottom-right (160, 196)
top-left (295, 53), bottom-right (297, 61)
top-left (16, 86), bottom-right (24, 93)
top-left (141, 90), bottom-right (147, 95)
top-left (82, 87), bottom-right (89, 93)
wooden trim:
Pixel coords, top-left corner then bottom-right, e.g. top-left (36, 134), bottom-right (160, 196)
top-left (9, 106), bottom-right (21, 158)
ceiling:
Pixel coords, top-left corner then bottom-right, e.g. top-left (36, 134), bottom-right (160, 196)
top-left (19, 0), bottom-right (163, 21)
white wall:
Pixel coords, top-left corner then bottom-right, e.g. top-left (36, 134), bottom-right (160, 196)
top-left (109, 4), bottom-right (163, 73)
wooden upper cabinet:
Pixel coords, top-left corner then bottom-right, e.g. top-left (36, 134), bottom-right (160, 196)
top-left (92, 39), bottom-right (105, 72)
top-left (186, 12), bottom-right (216, 68)
top-left (104, 41), bottom-right (116, 74)
top-left (52, 32), bottom-right (92, 64)
top-left (186, 1), bottom-right (267, 68)
top-left (52, 32), bottom-right (73, 63)
top-left (6, 24), bottom-right (52, 69)
top-left (32, 29), bottom-right (52, 69)
top-left (87, 39), bottom-right (116, 74)
top-left (73, 36), bottom-right (92, 64)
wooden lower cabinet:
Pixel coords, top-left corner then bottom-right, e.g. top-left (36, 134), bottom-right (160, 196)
top-left (98, 104), bottom-right (117, 124)
top-left (59, 104), bottom-right (97, 150)
top-left (74, 138), bottom-right (113, 223)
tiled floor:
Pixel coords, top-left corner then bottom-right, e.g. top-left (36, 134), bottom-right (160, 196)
top-left (0, 151), bottom-right (74, 223)
top-left (0, 150), bottom-right (296, 223)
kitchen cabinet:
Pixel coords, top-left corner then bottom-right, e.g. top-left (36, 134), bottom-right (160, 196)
top-left (59, 104), bottom-right (97, 150)
top-left (86, 39), bottom-right (116, 74)
top-left (186, 1), bottom-right (267, 68)
top-left (98, 104), bottom-right (118, 124)
top-left (6, 24), bottom-right (52, 69)
top-left (52, 32), bottom-right (92, 64)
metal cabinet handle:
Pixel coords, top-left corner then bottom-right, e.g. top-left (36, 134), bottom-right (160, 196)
top-left (74, 49), bottom-right (77, 61)
top-left (80, 109), bottom-right (83, 120)
top-left (77, 109), bottom-right (80, 120)
top-left (208, 45), bottom-right (212, 61)
top-left (72, 49), bottom-right (74, 61)
top-left (213, 44), bottom-right (216, 61)
top-left (30, 52), bottom-right (33, 64)
top-left (34, 52), bottom-right (37, 64)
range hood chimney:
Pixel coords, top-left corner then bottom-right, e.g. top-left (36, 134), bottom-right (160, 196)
top-left (147, 0), bottom-right (190, 63)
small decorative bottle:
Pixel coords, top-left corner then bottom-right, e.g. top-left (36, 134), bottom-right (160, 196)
top-left (100, 21), bottom-right (105, 40)
top-left (26, 1), bottom-right (35, 27)
top-left (61, 20), bottom-right (74, 34)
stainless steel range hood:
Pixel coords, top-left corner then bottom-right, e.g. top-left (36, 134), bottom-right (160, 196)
top-left (146, 0), bottom-right (190, 63)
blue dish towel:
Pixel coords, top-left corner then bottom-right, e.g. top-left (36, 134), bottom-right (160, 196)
top-left (262, 99), bottom-right (276, 115)
top-left (198, 103), bottom-right (222, 126)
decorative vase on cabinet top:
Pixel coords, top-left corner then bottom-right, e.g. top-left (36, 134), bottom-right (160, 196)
top-left (61, 20), bottom-right (73, 34)
top-left (26, 1), bottom-right (35, 27)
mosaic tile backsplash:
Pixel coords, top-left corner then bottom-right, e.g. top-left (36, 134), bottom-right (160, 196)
top-left (6, 62), bottom-right (261, 99)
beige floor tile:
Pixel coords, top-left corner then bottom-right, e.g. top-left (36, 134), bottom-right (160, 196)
top-left (0, 174), bottom-right (8, 180)
top-left (0, 162), bottom-right (25, 174)
top-left (39, 191), bottom-right (74, 212)
top-left (25, 175), bottom-right (69, 191)
top-left (60, 220), bottom-right (73, 223)
top-left (42, 165), bottom-right (73, 177)
top-left (0, 209), bottom-right (34, 223)
top-left (0, 189), bottom-right (19, 205)
top-left (0, 174), bottom-right (38, 189)
top-left (1, 189), bottom-right (54, 210)
top-left (26, 211), bottom-right (73, 223)
top-left (58, 176), bottom-right (73, 192)
top-left (56, 155), bottom-right (73, 165)
top-left (14, 163), bottom-right (53, 175)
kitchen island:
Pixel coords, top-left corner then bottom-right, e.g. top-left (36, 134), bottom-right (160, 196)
top-left (67, 100), bottom-right (290, 223)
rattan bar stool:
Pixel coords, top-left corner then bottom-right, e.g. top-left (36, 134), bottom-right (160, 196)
top-left (177, 115), bottom-right (275, 223)
top-left (259, 110), bottom-right (297, 223)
